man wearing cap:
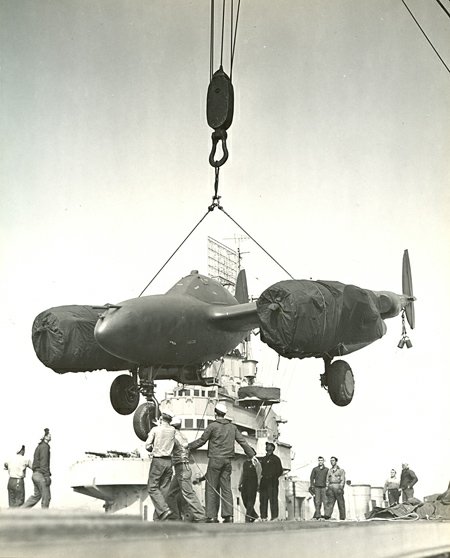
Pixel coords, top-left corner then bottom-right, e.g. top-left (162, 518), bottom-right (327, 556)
top-left (145, 409), bottom-right (175, 521)
top-left (23, 428), bottom-right (52, 508)
top-left (188, 402), bottom-right (256, 523)
top-left (259, 442), bottom-right (284, 521)
top-left (4, 445), bottom-right (31, 507)
top-left (324, 456), bottom-right (346, 520)
top-left (166, 416), bottom-right (205, 522)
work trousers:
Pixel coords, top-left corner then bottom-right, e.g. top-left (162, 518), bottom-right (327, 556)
top-left (7, 477), bottom-right (25, 507)
top-left (402, 487), bottom-right (414, 503)
top-left (387, 488), bottom-right (400, 506)
top-left (166, 462), bottom-right (205, 521)
top-left (240, 480), bottom-right (259, 522)
top-left (325, 485), bottom-right (345, 520)
top-left (23, 471), bottom-right (51, 508)
top-left (147, 456), bottom-right (173, 519)
top-left (313, 487), bottom-right (327, 518)
top-left (205, 456), bottom-right (233, 520)
top-left (259, 478), bottom-right (279, 520)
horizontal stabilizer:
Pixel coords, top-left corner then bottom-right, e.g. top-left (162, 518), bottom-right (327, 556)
top-left (208, 301), bottom-right (258, 332)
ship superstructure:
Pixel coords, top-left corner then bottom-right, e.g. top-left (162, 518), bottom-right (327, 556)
top-left (70, 347), bottom-right (293, 521)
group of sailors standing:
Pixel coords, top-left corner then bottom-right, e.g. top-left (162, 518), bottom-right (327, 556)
top-left (309, 456), bottom-right (419, 520)
top-left (146, 402), bottom-right (284, 523)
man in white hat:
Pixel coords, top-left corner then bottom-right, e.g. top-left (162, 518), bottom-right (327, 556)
top-left (188, 402), bottom-right (257, 523)
top-left (145, 409), bottom-right (175, 521)
top-left (166, 416), bottom-right (205, 522)
top-left (4, 445), bottom-right (31, 507)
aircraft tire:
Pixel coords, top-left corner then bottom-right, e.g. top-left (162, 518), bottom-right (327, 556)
top-left (327, 360), bottom-right (354, 407)
top-left (133, 401), bottom-right (158, 441)
top-left (110, 374), bottom-right (139, 415)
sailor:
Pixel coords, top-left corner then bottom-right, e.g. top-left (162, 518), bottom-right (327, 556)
top-left (258, 441), bottom-right (284, 521)
top-left (4, 445), bottom-right (31, 507)
top-left (22, 428), bottom-right (52, 509)
top-left (309, 456), bottom-right (329, 519)
top-left (399, 463), bottom-right (418, 503)
top-left (239, 452), bottom-right (262, 522)
top-left (166, 416), bottom-right (205, 522)
top-left (324, 456), bottom-right (346, 520)
top-left (145, 409), bottom-right (176, 521)
top-left (188, 402), bottom-right (257, 523)
top-left (383, 468), bottom-right (400, 506)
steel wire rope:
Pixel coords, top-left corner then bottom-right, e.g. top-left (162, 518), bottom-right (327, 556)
top-left (218, 205), bottom-right (295, 279)
top-left (210, 0), bottom-right (214, 81)
top-left (220, 0), bottom-right (226, 67)
top-left (401, 0), bottom-right (450, 74)
top-left (230, 0), bottom-right (242, 81)
top-left (138, 209), bottom-right (212, 297)
top-left (435, 0), bottom-right (450, 19)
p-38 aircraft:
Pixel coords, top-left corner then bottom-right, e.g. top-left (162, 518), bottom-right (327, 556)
top-left (32, 250), bottom-right (415, 440)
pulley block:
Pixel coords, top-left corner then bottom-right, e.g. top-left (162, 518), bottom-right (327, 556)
top-left (207, 66), bottom-right (234, 131)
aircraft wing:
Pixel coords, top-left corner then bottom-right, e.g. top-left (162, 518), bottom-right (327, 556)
top-left (208, 301), bottom-right (259, 332)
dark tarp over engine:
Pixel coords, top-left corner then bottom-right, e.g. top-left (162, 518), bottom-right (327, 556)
top-left (32, 305), bottom-right (132, 373)
top-left (256, 280), bottom-right (386, 360)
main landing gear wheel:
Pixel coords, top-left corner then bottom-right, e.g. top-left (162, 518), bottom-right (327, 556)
top-left (325, 360), bottom-right (355, 407)
top-left (133, 400), bottom-right (158, 441)
top-left (110, 374), bottom-right (139, 415)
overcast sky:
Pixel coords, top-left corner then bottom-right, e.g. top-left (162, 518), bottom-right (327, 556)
top-left (1, 0), bottom-right (449, 510)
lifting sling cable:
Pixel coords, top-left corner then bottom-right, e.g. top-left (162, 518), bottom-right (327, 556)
top-left (138, 209), bottom-right (212, 297)
top-left (219, 205), bottom-right (295, 280)
top-left (401, 0), bottom-right (450, 74)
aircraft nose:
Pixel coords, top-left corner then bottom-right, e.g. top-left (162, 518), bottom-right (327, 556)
top-left (94, 305), bottom-right (139, 362)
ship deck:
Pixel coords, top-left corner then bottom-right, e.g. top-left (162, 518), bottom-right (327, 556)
top-left (1, 511), bottom-right (449, 558)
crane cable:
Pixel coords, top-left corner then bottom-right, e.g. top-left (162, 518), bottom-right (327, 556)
top-left (401, 0), bottom-right (450, 74)
top-left (139, 0), bottom-right (293, 296)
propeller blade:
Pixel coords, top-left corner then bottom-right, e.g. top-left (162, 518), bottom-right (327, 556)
top-left (402, 249), bottom-right (415, 329)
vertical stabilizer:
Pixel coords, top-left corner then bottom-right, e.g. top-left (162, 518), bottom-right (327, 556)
top-left (235, 269), bottom-right (249, 304)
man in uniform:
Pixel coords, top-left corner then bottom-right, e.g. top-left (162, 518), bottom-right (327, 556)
top-left (400, 463), bottom-right (418, 503)
top-left (166, 416), bottom-right (205, 522)
top-left (309, 456), bottom-right (329, 519)
top-left (324, 456), bottom-right (346, 520)
top-left (146, 409), bottom-right (175, 521)
top-left (23, 428), bottom-right (52, 509)
top-left (259, 441), bottom-right (284, 521)
top-left (4, 445), bottom-right (31, 507)
top-left (188, 402), bottom-right (257, 523)
top-left (239, 454), bottom-right (262, 522)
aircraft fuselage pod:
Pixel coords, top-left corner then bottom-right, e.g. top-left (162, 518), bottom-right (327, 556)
top-left (94, 270), bottom-right (258, 367)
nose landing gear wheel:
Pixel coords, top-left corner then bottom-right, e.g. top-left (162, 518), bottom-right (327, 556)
top-left (110, 374), bottom-right (139, 415)
top-left (326, 360), bottom-right (355, 407)
top-left (133, 400), bottom-right (158, 441)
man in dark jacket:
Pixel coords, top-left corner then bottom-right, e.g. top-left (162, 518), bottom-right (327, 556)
top-left (239, 455), bottom-right (262, 522)
top-left (309, 456), bottom-right (329, 519)
top-left (23, 428), bottom-right (52, 508)
top-left (400, 463), bottom-right (418, 503)
top-left (188, 403), bottom-right (256, 523)
top-left (259, 442), bottom-right (284, 521)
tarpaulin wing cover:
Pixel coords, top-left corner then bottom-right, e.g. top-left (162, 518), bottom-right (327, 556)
top-left (32, 305), bottom-right (132, 373)
top-left (256, 280), bottom-right (385, 359)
